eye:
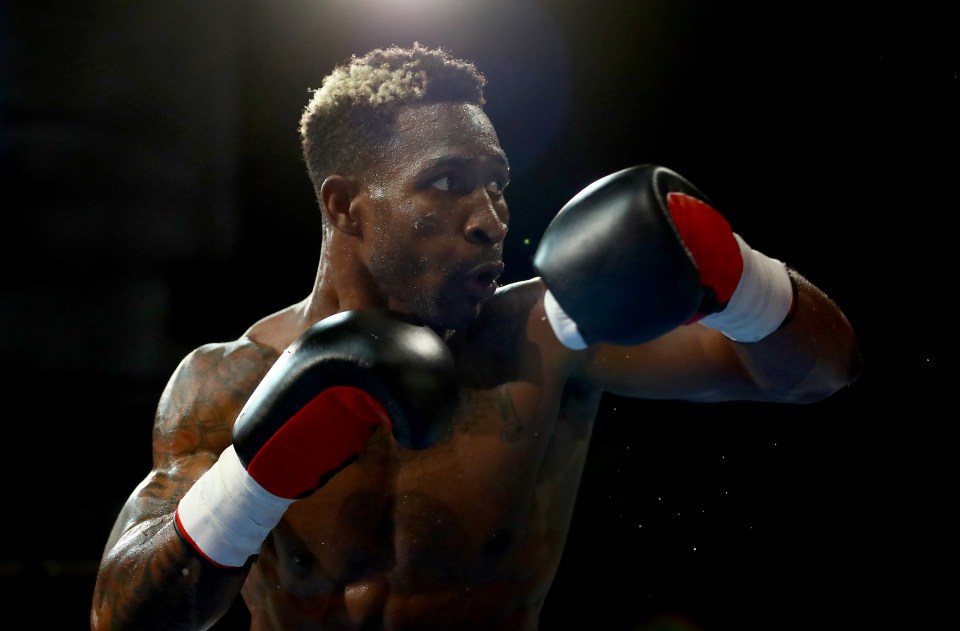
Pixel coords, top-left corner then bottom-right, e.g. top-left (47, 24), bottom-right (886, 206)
top-left (430, 175), bottom-right (453, 192)
top-left (427, 171), bottom-right (508, 196)
top-left (429, 173), bottom-right (471, 194)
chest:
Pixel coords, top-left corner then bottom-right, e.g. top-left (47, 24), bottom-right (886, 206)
top-left (277, 377), bottom-right (591, 576)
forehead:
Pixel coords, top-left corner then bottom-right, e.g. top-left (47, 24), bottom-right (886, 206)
top-left (383, 102), bottom-right (506, 167)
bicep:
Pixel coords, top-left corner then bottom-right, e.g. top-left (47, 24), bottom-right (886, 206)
top-left (103, 342), bottom-right (261, 551)
top-left (102, 459), bottom-right (205, 554)
top-left (110, 423), bottom-right (234, 555)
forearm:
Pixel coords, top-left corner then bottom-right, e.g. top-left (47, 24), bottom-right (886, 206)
top-left (91, 517), bottom-right (247, 631)
top-left (727, 269), bottom-right (862, 403)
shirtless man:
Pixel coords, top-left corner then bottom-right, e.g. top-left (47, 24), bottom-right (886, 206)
top-left (90, 43), bottom-right (862, 630)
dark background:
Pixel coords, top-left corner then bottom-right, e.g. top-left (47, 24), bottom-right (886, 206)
top-left (1, 1), bottom-right (953, 629)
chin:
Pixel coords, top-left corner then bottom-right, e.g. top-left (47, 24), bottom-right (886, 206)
top-left (426, 300), bottom-right (485, 333)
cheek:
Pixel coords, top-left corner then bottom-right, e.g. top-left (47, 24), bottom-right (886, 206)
top-left (367, 201), bottom-right (463, 278)
top-left (363, 200), bottom-right (413, 248)
top-left (367, 221), bottom-right (430, 277)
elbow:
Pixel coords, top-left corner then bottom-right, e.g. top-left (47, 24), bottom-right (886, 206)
top-left (90, 590), bottom-right (112, 631)
top-left (747, 331), bottom-right (863, 404)
top-left (791, 341), bottom-right (864, 404)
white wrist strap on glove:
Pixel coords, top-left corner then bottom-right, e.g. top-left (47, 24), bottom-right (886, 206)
top-left (699, 234), bottom-right (794, 342)
top-left (176, 445), bottom-right (294, 568)
top-left (544, 289), bottom-right (588, 350)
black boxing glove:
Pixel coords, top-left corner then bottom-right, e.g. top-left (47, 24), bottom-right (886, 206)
top-left (175, 309), bottom-right (457, 568)
top-left (533, 164), bottom-right (794, 348)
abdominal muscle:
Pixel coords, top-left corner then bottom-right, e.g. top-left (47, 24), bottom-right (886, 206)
top-left (240, 381), bottom-right (599, 630)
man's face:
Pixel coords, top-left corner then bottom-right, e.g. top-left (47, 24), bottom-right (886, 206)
top-left (357, 102), bottom-right (511, 330)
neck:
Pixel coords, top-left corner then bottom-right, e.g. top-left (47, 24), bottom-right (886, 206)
top-left (301, 233), bottom-right (454, 340)
top-left (300, 234), bottom-right (388, 323)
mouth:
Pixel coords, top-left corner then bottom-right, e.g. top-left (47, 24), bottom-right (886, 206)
top-left (462, 260), bottom-right (505, 300)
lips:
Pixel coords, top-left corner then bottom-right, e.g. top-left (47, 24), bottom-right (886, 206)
top-left (462, 260), bottom-right (505, 300)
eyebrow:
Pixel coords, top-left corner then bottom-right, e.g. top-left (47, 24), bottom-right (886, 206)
top-left (426, 153), bottom-right (510, 172)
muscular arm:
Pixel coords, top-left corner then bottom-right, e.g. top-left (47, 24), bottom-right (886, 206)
top-left (582, 269), bottom-right (862, 403)
top-left (91, 340), bottom-right (275, 630)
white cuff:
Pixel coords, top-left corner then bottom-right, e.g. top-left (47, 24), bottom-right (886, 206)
top-left (176, 445), bottom-right (294, 568)
top-left (544, 289), bottom-right (588, 350)
top-left (699, 234), bottom-right (793, 343)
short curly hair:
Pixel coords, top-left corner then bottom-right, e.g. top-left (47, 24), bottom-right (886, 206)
top-left (299, 43), bottom-right (487, 200)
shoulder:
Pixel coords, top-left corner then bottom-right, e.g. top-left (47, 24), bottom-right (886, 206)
top-left (153, 336), bottom-right (281, 457)
top-left (485, 277), bottom-right (545, 317)
top-left (165, 301), bottom-right (309, 404)
top-left (173, 337), bottom-right (279, 394)
top-left (449, 277), bottom-right (583, 373)
top-left (463, 277), bottom-right (547, 342)
top-left (486, 277), bottom-right (584, 354)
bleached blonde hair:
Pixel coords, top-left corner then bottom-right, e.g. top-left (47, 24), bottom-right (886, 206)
top-left (299, 43), bottom-right (487, 197)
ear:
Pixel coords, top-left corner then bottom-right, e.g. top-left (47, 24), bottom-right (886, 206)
top-left (320, 175), bottom-right (363, 236)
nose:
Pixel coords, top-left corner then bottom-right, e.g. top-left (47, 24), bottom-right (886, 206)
top-left (464, 192), bottom-right (508, 246)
